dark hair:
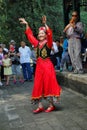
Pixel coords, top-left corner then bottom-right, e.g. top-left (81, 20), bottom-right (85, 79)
top-left (0, 46), bottom-right (2, 48)
top-left (4, 52), bottom-right (8, 55)
top-left (72, 11), bottom-right (78, 15)
top-left (72, 11), bottom-right (80, 22)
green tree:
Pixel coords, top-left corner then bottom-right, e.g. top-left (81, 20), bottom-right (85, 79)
top-left (0, 0), bottom-right (87, 45)
top-left (0, 0), bottom-right (64, 45)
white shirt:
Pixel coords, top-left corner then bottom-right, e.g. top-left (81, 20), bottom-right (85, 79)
top-left (19, 46), bottom-right (31, 64)
top-left (4, 48), bottom-right (8, 52)
top-left (51, 42), bottom-right (58, 55)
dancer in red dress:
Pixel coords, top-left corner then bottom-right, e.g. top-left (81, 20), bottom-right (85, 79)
top-left (19, 16), bottom-right (62, 113)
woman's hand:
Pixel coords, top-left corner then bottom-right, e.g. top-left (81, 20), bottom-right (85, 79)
top-left (42, 15), bottom-right (49, 30)
top-left (42, 15), bottom-right (47, 24)
top-left (19, 18), bottom-right (28, 25)
top-left (63, 24), bottom-right (71, 32)
top-left (19, 18), bottom-right (29, 29)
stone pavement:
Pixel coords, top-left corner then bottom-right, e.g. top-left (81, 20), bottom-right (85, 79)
top-left (0, 80), bottom-right (87, 130)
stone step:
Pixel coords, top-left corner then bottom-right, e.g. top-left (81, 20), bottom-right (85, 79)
top-left (56, 71), bottom-right (87, 96)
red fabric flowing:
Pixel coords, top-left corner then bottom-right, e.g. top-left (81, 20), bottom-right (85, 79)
top-left (32, 57), bottom-right (61, 100)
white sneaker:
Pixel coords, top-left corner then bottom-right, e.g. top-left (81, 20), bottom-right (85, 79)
top-left (0, 82), bottom-right (3, 86)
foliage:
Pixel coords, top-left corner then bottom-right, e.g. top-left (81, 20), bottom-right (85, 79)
top-left (0, 0), bottom-right (87, 46)
top-left (0, 0), bottom-right (64, 45)
top-left (80, 10), bottom-right (87, 33)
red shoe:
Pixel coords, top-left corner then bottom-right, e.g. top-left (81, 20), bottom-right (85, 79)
top-left (45, 106), bottom-right (55, 113)
top-left (19, 79), bottom-right (24, 83)
top-left (33, 107), bottom-right (44, 114)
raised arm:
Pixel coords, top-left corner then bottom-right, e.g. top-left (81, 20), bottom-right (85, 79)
top-left (46, 27), bottom-right (53, 48)
top-left (63, 24), bottom-right (71, 33)
top-left (42, 16), bottom-right (53, 48)
top-left (19, 18), bottom-right (39, 47)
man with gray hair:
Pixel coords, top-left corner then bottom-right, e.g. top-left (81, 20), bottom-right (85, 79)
top-left (64, 11), bottom-right (84, 74)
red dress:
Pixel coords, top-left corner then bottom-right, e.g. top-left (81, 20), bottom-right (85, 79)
top-left (25, 27), bottom-right (62, 103)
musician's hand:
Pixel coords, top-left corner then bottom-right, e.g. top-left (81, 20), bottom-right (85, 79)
top-left (63, 24), bottom-right (71, 32)
top-left (19, 18), bottom-right (28, 25)
top-left (70, 23), bottom-right (76, 28)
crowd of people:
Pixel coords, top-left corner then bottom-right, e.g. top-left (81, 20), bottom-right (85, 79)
top-left (0, 11), bottom-right (87, 113)
top-left (0, 40), bottom-right (34, 86)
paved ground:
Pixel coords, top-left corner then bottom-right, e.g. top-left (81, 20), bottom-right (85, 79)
top-left (0, 80), bottom-right (87, 130)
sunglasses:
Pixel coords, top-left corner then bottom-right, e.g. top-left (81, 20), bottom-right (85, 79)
top-left (72, 14), bottom-right (77, 17)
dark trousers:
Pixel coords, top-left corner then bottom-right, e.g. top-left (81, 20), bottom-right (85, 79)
top-left (60, 52), bottom-right (71, 68)
top-left (1, 66), bottom-right (4, 79)
top-left (33, 63), bottom-right (36, 76)
top-left (21, 63), bottom-right (32, 80)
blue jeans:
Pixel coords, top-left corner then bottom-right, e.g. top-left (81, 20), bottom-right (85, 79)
top-left (56, 57), bottom-right (61, 69)
top-left (60, 52), bottom-right (70, 68)
top-left (12, 64), bottom-right (22, 75)
top-left (21, 63), bottom-right (32, 80)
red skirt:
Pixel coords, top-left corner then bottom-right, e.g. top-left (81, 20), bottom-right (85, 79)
top-left (31, 57), bottom-right (62, 102)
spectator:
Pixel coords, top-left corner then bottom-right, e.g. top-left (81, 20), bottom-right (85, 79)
top-left (0, 46), bottom-right (4, 86)
top-left (60, 38), bottom-right (72, 72)
top-left (1, 43), bottom-right (8, 54)
top-left (2, 52), bottom-right (12, 86)
top-left (19, 41), bottom-right (32, 81)
top-left (1, 43), bottom-right (8, 79)
top-left (81, 33), bottom-right (87, 63)
top-left (81, 33), bottom-right (87, 53)
top-left (50, 41), bottom-right (58, 66)
top-left (31, 47), bottom-right (37, 76)
top-left (9, 40), bottom-right (24, 84)
top-left (56, 40), bottom-right (63, 70)
top-left (59, 36), bottom-right (64, 46)
top-left (63, 11), bottom-right (84, 74)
